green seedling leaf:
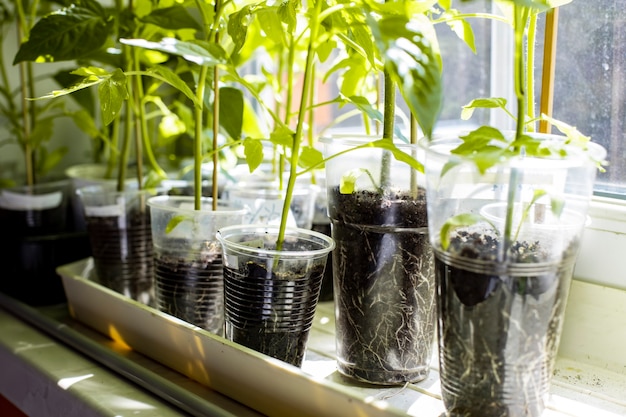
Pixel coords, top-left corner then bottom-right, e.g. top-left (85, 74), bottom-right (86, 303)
top-left (99, 68), bottom-right (128, 126)
top-left (340, 168), bottom-right (369, 194)
top-left (243, 138), bottom-right (264, 172)
top-left (28, 117), bottom-right (54, 147)
top-left (551, 196), bottom-right (565, 218)
top-left (229, 5), bottom-right (253, 54)
top-left (143, 171), bottom-right (166, 190)
top-left (70, 109), bottom-right (100, 138)
top-left (270, 126), bottom-right (295, 148)
top-left (298, 146), bottom-right (324, 170)
top-left (451, 127), bottom-right (509, 174)
top-left (445, 9), bottom-right (476, 53)
top-left (219, 87), bottom-right (244, 140)
top-left (165, 215), bottom-right (187, 234)
top-left (140, 5), bottom-right (202, 31)
top-left (14, 0), bottom-right (112, 64)
top-left (461, 97), bottom-right (507, 120)
top-left (440, 213), bottom-right (484, 250)
top-left (515, 189), bottom-right (547, 240)
top-left (368, 139), bottom-right (424, 173)
top-left (240, 239), bottom-right (265, 248)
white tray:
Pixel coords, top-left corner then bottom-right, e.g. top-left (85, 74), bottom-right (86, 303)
top-left (60, 258), bottom-right (626, 417)
top-left (58, 258), bottom-right (438, 417)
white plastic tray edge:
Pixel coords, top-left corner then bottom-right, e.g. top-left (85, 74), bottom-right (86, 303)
top-left (57, 258), bottom-right (402, 417)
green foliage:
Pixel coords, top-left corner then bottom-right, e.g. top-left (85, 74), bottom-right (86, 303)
top-left (13, 0), bottom-right (112, 64)
top-left (369, 11), bottom-right (442, 138)
top-left (440, 213), bottom-right (488, 250)
top-left (439, 0), bottom-right (602, 254)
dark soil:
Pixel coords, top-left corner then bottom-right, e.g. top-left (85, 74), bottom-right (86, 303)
top-left (86, 208), bottom-right (153, 304)
top-left (328, 187), bottom-right (436, 385)
top-left (154, 248), bottom-right (225, 334)
top-left (311, 222), bottom-right (333, 302)
top-left (436, 231), bottom-right (578, 417)
top-left (223, 260), bottom-right (325, 367)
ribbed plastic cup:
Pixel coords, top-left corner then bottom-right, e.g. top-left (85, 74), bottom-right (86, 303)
top-left (216, 224), bottom-right (334, 367)
top-left (77, 184), bottom-right (155, 306)
top-left (148, 195), bottom-right (246, 334)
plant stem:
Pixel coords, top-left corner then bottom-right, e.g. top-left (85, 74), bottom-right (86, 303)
top-left (212, 0), bottom-right (221, 211)
top-left (14, 4), bottom-right (34, 186)
top-left (526, 13), bottom-right (537, 132)
top-left (504, 5), bottom-right (531, 259)
top-left (410, 115), bottom-right (418, 199)
top-left (194, 66), bottom-right (208, 211)
top-left (118, 99), bottom-right (132, 192)
top-left (276, 0), bottom-right (322, 249)
top-left (380, 68), bottom-right (395, 190)
top-left (193, 0), bottom-right (213, 211)
top-left (131, 53), bottom-right (144, 190)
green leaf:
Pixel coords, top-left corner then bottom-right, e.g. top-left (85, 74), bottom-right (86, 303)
top-left (368, 139), bottom-right (424, 173)
top-left (278, 0), bottom-right (298, 33)
top-left (165, 215), bottom-right (187, 234)
top-left (120, 38), bottom-right (226, 67)
top-left (256, 7), bottom-right (285, 46)
top-left (461, 97), bottom-right (507, 120)
top-left (445, 10), bottom-right (476, 53)
top-left (99, 69), bottom-right (128, 126)
top-left (228, 5), bottom-right (252, 54)
top-left (69, 109), bottom-right (100, 138)
top-left (219, 87), bottom-right (244, 140)
top-left (440, 213), bottom-right (484, 250)
top-left (140, 5), bottom-right (202, 31)
top-left (550, 196), bottom-right (565, 218)
top-left (452, 127), bottom-right (509, 174)
top-left (298, 146), bottom-right (324, 170)
top-left (146, 65), bottom-right (197, 106)
top-left (53, 70), bottom-right (96, 113)
top-left (34, 66), bottom-right (109, 100)
top-left (243, 138), bottom-right (264, 172)
top-left (371, 14), bottom-right (442, 138)
top-left (29, 117), bottom-right (54, 147)
top-left (340, 168), bottom-right (369, 194)
top-left (270, 126), bottom-right (295, 148)
top-left (14, 0), bottom-right (112, 64)
top-left (37, 146), bottom-right (68, 176)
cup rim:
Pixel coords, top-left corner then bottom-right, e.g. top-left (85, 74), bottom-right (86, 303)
top-left (147, 195), bottom-right (247, 216)
top-left (216, 224), bottom-right (335, 257)
top-left (418, 130), bottom-right (607, 164)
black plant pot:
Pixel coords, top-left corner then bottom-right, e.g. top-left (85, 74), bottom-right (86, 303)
top-left (0, 180), bottom-right (91, 306)
top-left (329, 187), bottom-right (436, 385)
top-left (0, 231), bottom-right (91, 305)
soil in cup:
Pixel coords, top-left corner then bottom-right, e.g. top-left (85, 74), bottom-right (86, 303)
top-left (85, 208), bottom-right (153, 304)
top-left (154, 249), bottom-right (225, 333)
top-left (436, 231), bottom-right (578, 417)
top-left (223, 260), bottom-right (325, 367)
top-left (329, 187), bottom-right (436, 384)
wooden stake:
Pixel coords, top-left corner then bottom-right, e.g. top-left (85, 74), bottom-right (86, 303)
top-left (539, 8), bottom-right (559, 134)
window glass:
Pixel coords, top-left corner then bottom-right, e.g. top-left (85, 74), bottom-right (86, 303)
top-left (552, 1), bottom-right (626, 196)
